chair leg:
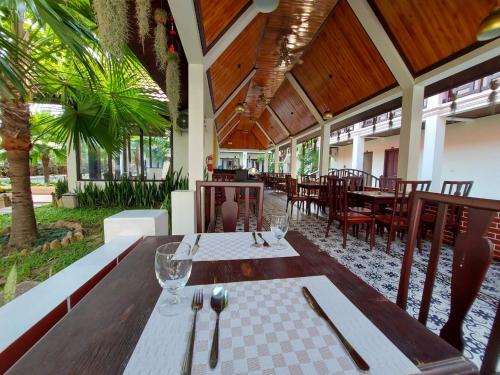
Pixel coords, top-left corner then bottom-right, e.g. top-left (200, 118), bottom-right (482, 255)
top-left (326, 218), bottom-right (332, 237)
top-left (343, 222), bottom-right (348, 249)
top-left (370, 220), bottom-right (375, 251)
top-left (386, 224), bottom-right (394, 253)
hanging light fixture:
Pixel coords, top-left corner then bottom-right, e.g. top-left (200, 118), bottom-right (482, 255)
top-left (253, 0), bottom-right (279, 13)
top-left (234, 63), bottom-right (246, 114)
top-left (323, 110), bottom-right (333, 120)
top-left (477, 2), bottom-right (500, 41)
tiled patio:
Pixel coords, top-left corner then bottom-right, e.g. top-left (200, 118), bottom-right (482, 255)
top-left (261, 190), bottom-right (500, 369)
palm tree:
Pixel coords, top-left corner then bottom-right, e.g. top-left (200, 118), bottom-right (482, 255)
top-left (0, 1), bottom-right (98, 247)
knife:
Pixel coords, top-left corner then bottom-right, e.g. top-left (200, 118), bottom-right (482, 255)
top-left (191, 234), bottom-right (201, 256)
top-left (302, 286), bottom-right (370, 371)
top-left (257, 232), bottom-right (270, 247)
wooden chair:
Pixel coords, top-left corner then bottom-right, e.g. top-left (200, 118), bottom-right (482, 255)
top-left (375, 180), bottom-right (431, 253)
top-left (314, 175), bottom-right (329, 217)
top-left (397, 192), bottom-right (500, 374)
top-left (325, 178), bottom-right (375, 250)
top-left (421, 180), bottom-right (474, 243)
top-left (286, 177), bottom-right (309, 216)
top-left (195, 181), bottom-right (264, 233)
top-left (379, 176), bottom-right (401, 192)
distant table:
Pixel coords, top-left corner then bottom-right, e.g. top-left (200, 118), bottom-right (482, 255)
top-left (348, 191), bottom-right (394, 215)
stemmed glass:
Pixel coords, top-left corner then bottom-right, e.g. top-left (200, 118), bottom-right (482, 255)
top-left (154, 242), bottom-right (192, 316)
top-left (270, 214), bottom-right (289, 249)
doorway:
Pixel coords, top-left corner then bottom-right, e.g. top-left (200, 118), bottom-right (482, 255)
top-left (383, 148), bottom-right (399, 177)
top-left (363, 152), bottom-right (373, 175)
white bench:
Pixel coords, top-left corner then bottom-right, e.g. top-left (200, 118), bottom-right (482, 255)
top-left (0, 235), bottom-right (142, 373)
top-left (104, 209), bottom-right (168, 243)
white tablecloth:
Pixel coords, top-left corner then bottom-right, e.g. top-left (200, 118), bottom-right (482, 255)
top-left (124, 275), bottom-right (420, 375)
top-left (183, 232), bottom-right (299, 261)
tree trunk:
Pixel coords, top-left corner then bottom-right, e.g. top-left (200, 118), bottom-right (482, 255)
top-left (41, 155), bottom-right (50, 184)
top-left (0, 99), bottom-right (37, 248)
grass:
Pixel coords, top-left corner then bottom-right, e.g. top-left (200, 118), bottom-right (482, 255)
top-left (0, 206), bottom-right (122, 289)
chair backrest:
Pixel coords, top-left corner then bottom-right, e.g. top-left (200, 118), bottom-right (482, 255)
top-left (379, 176), bottom-right (401, 192)
top-left (390, 180), bottom-right (431, 224)
top-left (286, 177), bottom-right (299, 198)
top-left (326, 177), bottom-right (347, 218)
top-left (195, 181), bottom-right (264, 233)
top-left (397, 192), bottom-right (500, 374)
top-left (441, 180), bottom-right (473, 197)
top-left (344, 176), bottom-right (363, 192)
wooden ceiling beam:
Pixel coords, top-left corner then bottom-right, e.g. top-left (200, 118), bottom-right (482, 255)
top-left (415, 38), bottom-right (500, 87)
top-left (203, 3), bottom-right (259, 70)
top-left (219, 119), bottom-right (240, 144)
top-left (347, 0), bottom-right (413, 89)
top-left (254, 121), bottom-right (273, 144)
top-left (217, 112), bottom-right (238, 136)
top-left (265, 105), bottom-right (290, 137)
top-left (285, 72), bottom-right (324, 124)
top-left (214, 69), bottom-right (256, 118)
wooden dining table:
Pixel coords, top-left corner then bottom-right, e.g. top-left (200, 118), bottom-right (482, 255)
top-left (348, 190), bottom-right (395, 215)
top-left (7, 231), bottom-right (476, 374)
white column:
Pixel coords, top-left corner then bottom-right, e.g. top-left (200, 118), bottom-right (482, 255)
top-left (188, 64), bottom-right (205, 190)
top-left (398, 85), bottom-right (424, 179)
top-left (319, 123), bottom-right (331, 176)
top-left (421, 115), bottom-right (446, 191)
top-left (242, 151), bottom-right (248, 169)
top-left (263, 151), bottom-right (269, 172)
top-left (351, 135), bottom-right (365, 171)
top-left (274, 147), bottom-right (279, 172)
top-left (66, 142), bottom-right (78, 192)
top-left (290, 137), bottom-right (297, 178)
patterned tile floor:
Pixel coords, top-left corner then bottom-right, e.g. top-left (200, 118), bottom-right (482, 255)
top-left (229, 190), bottom-right (498, 370)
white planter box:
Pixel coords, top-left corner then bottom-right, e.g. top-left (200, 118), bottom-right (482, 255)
top-left (104, 209), bottom-right (169, 243)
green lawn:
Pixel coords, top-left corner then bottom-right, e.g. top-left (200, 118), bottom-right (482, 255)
top-left (0, 206), bottom-right (122, 289)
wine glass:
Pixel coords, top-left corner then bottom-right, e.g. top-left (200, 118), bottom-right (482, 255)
top-left (270, 214), bottom-right (289, 249)
top-left (154, 242), bottom-right (192, 316)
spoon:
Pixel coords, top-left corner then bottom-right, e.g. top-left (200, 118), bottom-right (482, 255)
top-left (251, 231), bottom-right (261, 247)
top-left (209, 286), bottom-right (229, 368)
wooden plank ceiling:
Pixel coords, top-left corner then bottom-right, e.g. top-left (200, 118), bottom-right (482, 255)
top-left (193, 0), bottom-right (496, 150)
top-left (369, 0), bottom-right (495, 75)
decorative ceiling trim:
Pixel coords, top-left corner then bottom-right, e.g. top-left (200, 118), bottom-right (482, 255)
top-left (265, 105), bottom-right (291, 136)
top-left (415, 38), bottom-right (500, 87)
top-left (219, 119), bottom-right (241, 144)
top-left (347, 0), bottom-right (413, 89)
top-left (217, 112), bottom-right (238, 136)
top-left (203, 3), bottom-right (259, 70)
top-left (214, 69), bottom-right (256, 117)
top-left (285, 72), bottom-right (324, 124)
top-left (254, 121), bottom-right (273, 144)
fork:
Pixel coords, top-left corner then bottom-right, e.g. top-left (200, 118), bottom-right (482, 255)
top-left (181, 289), bottom-right (203, 375)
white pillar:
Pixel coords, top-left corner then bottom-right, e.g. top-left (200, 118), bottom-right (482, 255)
top-left (274, 147), bottom-right (279, 173)
top-left (352, 135), bottom-right (365, 171)
top-left (263, 151), bottom-right (269, 172)
top-left (290, 137), bottom-right (297, 178)
top-left (319, 123), bottom-right (331, 176)
top-left (67, 142), bottom-right (78, 192)
top-left (188, 64), bottom-right (205, 189)
top-left (204, 118), bottom-right (214, 179)
top-left (421, 115), bottom-right (446, 192)
top-left (242, 151), bottom-right (248, 169)
top-left (398, 85), bottom-right (424, 179)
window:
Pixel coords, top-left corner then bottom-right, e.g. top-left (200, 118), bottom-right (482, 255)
top-left (77, 128), bottom-right (172, 181)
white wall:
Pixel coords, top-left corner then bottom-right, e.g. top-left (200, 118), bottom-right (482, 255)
top-left (333, 115), bottom-right (500, 199)
top-left (173, 130), bottom-right (188, 176)
top-left (441, 114), bottom-right (500, 199)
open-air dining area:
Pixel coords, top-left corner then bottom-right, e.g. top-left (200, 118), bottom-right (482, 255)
top-left (0, 0), bottom-right (500, 374)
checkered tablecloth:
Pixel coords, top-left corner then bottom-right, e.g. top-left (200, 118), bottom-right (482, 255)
top-left (124, 276), bottom-right (420, 375)
top-left (182, 232), bottom-right (299, 261)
